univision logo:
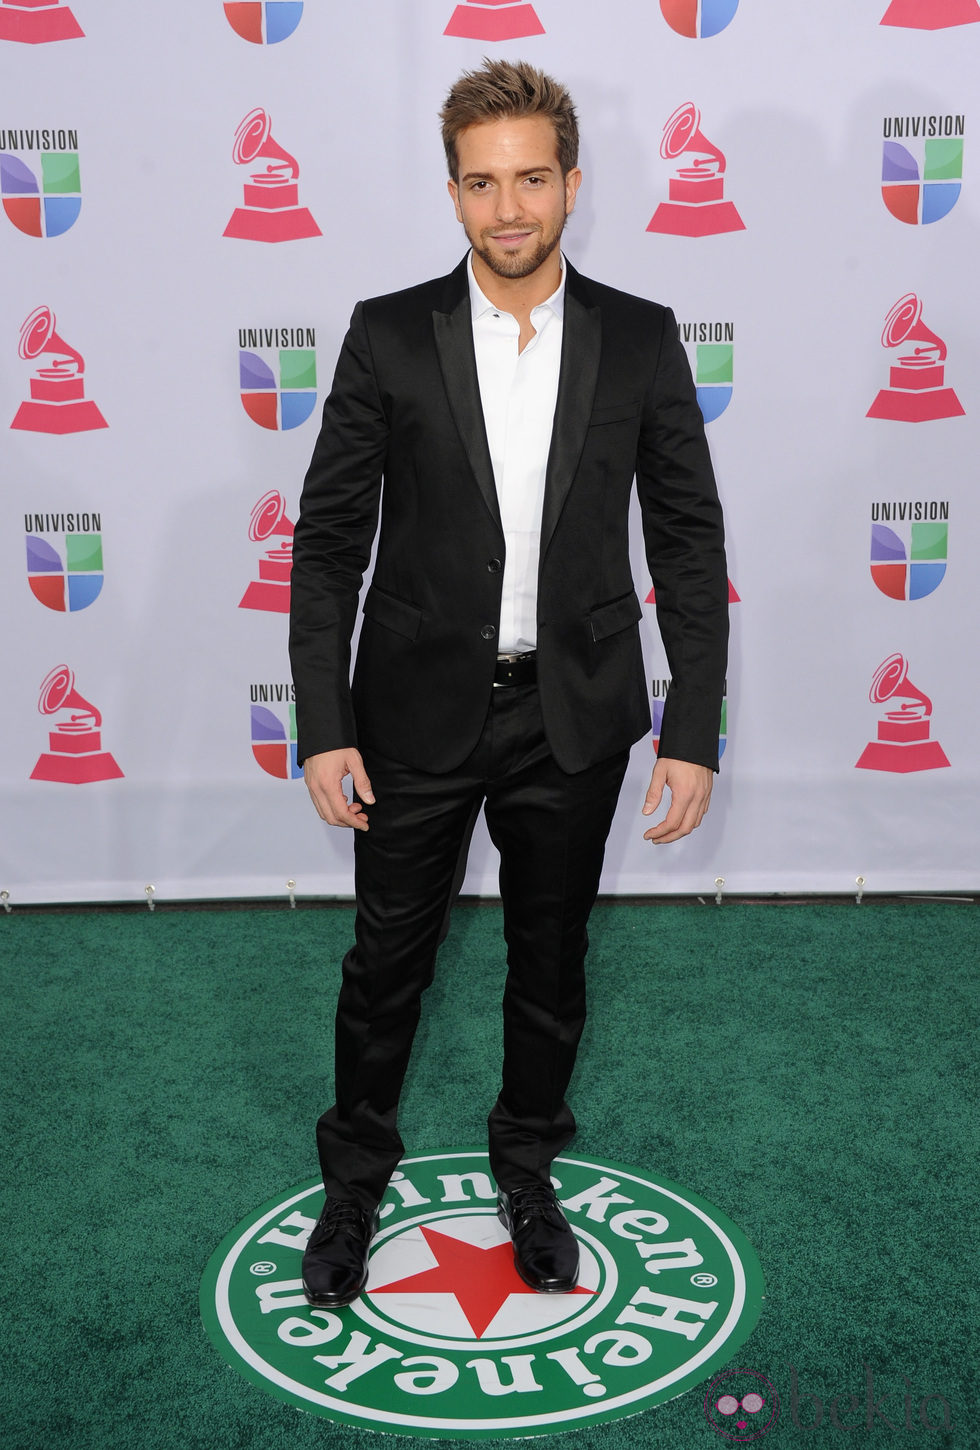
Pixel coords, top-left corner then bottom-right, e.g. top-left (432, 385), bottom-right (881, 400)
top-left (239, 327), bottom-right (317, 431)
top-left (250, 686), bottom-right (301, 779)
top-left (680, 322), bottom-right (734, 423)
top-left (660, 0), bottom-right (739, 37)
top-left (870, 501), bottom-right (948, 601)
top-left (0, 129), bottom-right (81, 238)
top-left (881, 114), bottom-right (964, 226)
top-left (199, 1151), bottom-right (764, 1439)
top-left (25, 511), bottom-right (104, 612)
top-left (224, 1), bottom-right (303, 43)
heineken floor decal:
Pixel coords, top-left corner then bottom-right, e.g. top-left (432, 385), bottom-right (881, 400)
top-left (200, 1151), bottom-right (766, 1439)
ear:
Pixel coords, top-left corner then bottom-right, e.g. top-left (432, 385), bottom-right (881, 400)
top-left (447, 178), bottom-right (464, 224)
top-left (564, 167), bottom-right (582, 216)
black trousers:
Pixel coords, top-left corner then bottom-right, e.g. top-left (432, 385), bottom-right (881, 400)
top-left (316, 682), bottom-right (630, 1211)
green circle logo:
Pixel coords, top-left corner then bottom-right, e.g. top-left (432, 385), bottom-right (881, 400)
top-left (200, 1151), bottom-right (765, 1439)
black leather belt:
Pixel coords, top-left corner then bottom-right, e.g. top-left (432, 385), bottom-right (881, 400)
top-left (493, 651), bottom-right (537, 688)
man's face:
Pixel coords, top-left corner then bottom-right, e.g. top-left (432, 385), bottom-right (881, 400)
top-left (448, 115), bottom-right (581, 282)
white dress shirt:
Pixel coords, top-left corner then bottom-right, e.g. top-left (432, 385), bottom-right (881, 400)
top-left (468, 251), bottom-right (565, 654)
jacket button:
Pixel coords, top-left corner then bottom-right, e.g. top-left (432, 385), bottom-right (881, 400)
top-left (481, 625), bottom-right (496, 640)
top-left (487, 557), bottom-right (502, 573)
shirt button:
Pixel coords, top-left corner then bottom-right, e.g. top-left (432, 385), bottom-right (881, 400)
top-left (487, 558), bottom-right (502, 573)
top-left (481, 625), bottom-right (496, 641)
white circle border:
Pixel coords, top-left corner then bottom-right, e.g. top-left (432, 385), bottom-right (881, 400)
top-left (211, 1151), bottom-right (753, 1433)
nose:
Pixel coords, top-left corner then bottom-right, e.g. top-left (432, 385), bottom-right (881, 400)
top-left (494, 183), bottom-right (523, 221)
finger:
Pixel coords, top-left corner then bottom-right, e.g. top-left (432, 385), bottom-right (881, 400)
top-left (351, 760), bottom-right (375, 805)
top-left (644, 791), bottom-right (708, 843)
top-left (641, 780), bottom-right (664, 817)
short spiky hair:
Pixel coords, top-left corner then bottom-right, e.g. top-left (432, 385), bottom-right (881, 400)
top-left (440, 58), bottom-right (579, 182)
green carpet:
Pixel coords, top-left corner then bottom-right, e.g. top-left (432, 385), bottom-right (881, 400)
top-left (1, 899), bottom-right (976, 1447)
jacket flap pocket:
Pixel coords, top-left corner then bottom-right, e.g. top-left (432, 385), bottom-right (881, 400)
top-left (588, 401), bottom-right (640, 427)
top-left (362, 585), bottom-right (422, 642)
top-left (589, 591), bottom-right (642, 643)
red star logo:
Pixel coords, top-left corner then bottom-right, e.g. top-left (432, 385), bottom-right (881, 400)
top-left (369, 1226), bottom-right (593, 1338)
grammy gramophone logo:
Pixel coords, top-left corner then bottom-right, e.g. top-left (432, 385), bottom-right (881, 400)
top-left (867, 294), bottom-right (964, 423)
top-left (881, 0), bottom-right (979, 28)
top-left (443, 0), bottom-right (544, 39)
top-left (0, 0), bottom-right (83, 43)
top-left (30, 665), bottom-right (123, 784)
top-left (10, 305), bottom-right (107, 434)
top-left (224, 108), bottom-right (320, 243)
top-left (660, 0), bottom-right (739, 38)
top-left (239, 490), bottom-right (293, 613)
top-left (224, 0), bottom-right (303, 44)
top-left (856, 654), bottom-right (950, 774)
top-left (647, 103), bottom-right (744, 237)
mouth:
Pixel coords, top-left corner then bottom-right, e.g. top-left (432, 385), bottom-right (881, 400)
top-left (488, 230), bottom-right (535, 247)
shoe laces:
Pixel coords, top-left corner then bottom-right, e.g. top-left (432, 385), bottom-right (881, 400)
top-left (315, 1198), bottom-right (368, 1238)
top-left (510, 1185), bottom-right (562, 1222)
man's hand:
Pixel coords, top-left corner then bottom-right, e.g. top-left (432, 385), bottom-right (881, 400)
top-left (303, 748), bottom-right (375, 831)
top-left (641, 756), bottom-right (713, 844)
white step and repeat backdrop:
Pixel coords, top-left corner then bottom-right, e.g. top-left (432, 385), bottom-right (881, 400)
top-left (2, 0), bottom-right (978, 905)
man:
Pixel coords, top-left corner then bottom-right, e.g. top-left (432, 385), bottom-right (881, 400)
top-left (288, 59), bottom-right (728, 1310)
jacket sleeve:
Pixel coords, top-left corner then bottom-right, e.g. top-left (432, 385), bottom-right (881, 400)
top-left (635, 307), bottom-right (729, 771)
top-left (288, 302), bottom-right (390, 762)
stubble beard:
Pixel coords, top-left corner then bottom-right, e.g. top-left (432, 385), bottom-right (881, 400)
top-left (471, 213), bottom-right (566, 281)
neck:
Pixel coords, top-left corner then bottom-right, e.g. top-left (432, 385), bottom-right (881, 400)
top-left (470, 250), bottom-right (563, 321)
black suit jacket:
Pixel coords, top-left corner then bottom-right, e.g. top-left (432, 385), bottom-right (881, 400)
top-left (289, 257), bottom-right (728, 776)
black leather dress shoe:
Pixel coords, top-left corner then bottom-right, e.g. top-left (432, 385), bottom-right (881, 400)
top-left (302, 1198), bottom-right (378, 1307)
top-left (497, 1184), bottom-right (579, 1293)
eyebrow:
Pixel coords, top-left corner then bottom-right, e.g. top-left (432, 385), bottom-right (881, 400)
top-left (459, 164), bottom-right (557, 183)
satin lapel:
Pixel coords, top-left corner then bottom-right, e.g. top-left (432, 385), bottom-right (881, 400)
top-left (541, 284), bottom-right (601, 555)
top-left (432, 292), bottom-right (501, 530)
